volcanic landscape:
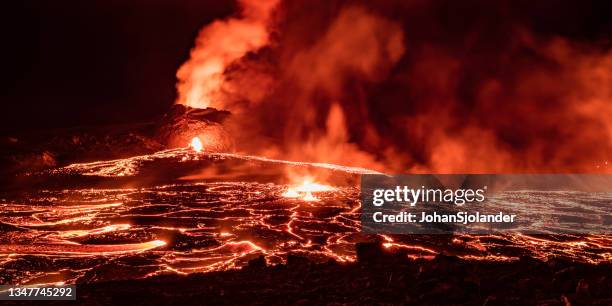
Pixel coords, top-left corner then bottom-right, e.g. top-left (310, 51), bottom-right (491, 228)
top-left (2, 0), bottom-right (612, 303)
top-left (1, 145), bottom-right (610, 286)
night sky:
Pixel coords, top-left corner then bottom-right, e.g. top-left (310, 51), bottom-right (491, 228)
top-left (1, 0), bottom-right (235, 133)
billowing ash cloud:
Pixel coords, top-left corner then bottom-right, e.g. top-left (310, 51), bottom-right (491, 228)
top-left (176, 0), bottom-right (279, 109)
top-left (177, 0), bottom-right (612, 173)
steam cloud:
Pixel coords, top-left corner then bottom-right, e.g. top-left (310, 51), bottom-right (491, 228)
top-left (177, 0), bottom-right (611, 173)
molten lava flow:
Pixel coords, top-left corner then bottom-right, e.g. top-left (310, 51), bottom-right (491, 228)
top-left (301, 192), bottom-right (318, 202)
top-left (281, 189), bottom-right (300, 198)
top-left (5, 158), bottom-right (612, 284)
top-left (190, 137), bottom-right (203, 152)
top-left (0, 240), bottom-right (167, 255)
top-left (281, 177), bottom-right (335, 202)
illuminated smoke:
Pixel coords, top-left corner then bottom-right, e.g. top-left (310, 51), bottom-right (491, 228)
top-left (175, 0), bottom-right (279, 109)
top-left (279, 6), bottom-right (405, 170)
top-left (224, 4), bottom-right (406, 174)
top-left (177, 1), bottom-right (611, 173)
top-left (399, 35), bottom-right (612, 173)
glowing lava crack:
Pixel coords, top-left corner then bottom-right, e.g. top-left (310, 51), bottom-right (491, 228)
top-left (2, 149), bottom-right (610, 285)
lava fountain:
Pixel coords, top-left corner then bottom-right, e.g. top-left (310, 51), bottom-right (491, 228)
top-left (190, 137), bottom-right (204, 152)
top-left (281, 177), bottom-right (336, 201)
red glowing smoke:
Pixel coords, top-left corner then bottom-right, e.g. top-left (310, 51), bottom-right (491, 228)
top-left (176, 0), bottom-right (611, 173)
top-left (176, 0), bottom-right (279, 109)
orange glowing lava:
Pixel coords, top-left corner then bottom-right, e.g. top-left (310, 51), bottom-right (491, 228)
top-left (190, 137), bottom-right (203, 152)
top-left (301, 192), bottom-right (319, 201)
top-left (282, 177), bottom-right (335, 201)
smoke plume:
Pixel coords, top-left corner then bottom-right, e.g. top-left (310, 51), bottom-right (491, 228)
top-left (177, 0), bottom-right (612, 173)
top-left (176, 0), bottom-right (279, 109)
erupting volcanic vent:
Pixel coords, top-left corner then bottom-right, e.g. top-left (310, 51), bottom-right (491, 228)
top-left (1, 0), bottom-right (611, 295)
top-left (190, 137), bottom-right (204, 153)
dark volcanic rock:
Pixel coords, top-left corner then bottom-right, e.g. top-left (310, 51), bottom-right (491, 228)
top-left (155, 104), bottom-right (233, 151)
top-left (0, 124), bottom-right (164, 176)
top-left (9, 243), bottom-right (609, 305)
top-left (158, 104), bottom-right (230, 126)
top-left (246, 255), bottom-right (267, 269)
top-left (0, 105), bottom-right (232, 176)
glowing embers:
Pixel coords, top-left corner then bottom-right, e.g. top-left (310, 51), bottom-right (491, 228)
top-left (190, 137), bottom-right (203, 152)
top-left (281, 177), bottom-right (336, 201)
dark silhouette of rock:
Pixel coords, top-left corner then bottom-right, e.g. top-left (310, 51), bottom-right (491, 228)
top-left (247, 255), bottom-right (267, 269)
top-left (10, 243), bottom-right (610, 305)
top-left (155, 104), bottom-right (233, 151)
